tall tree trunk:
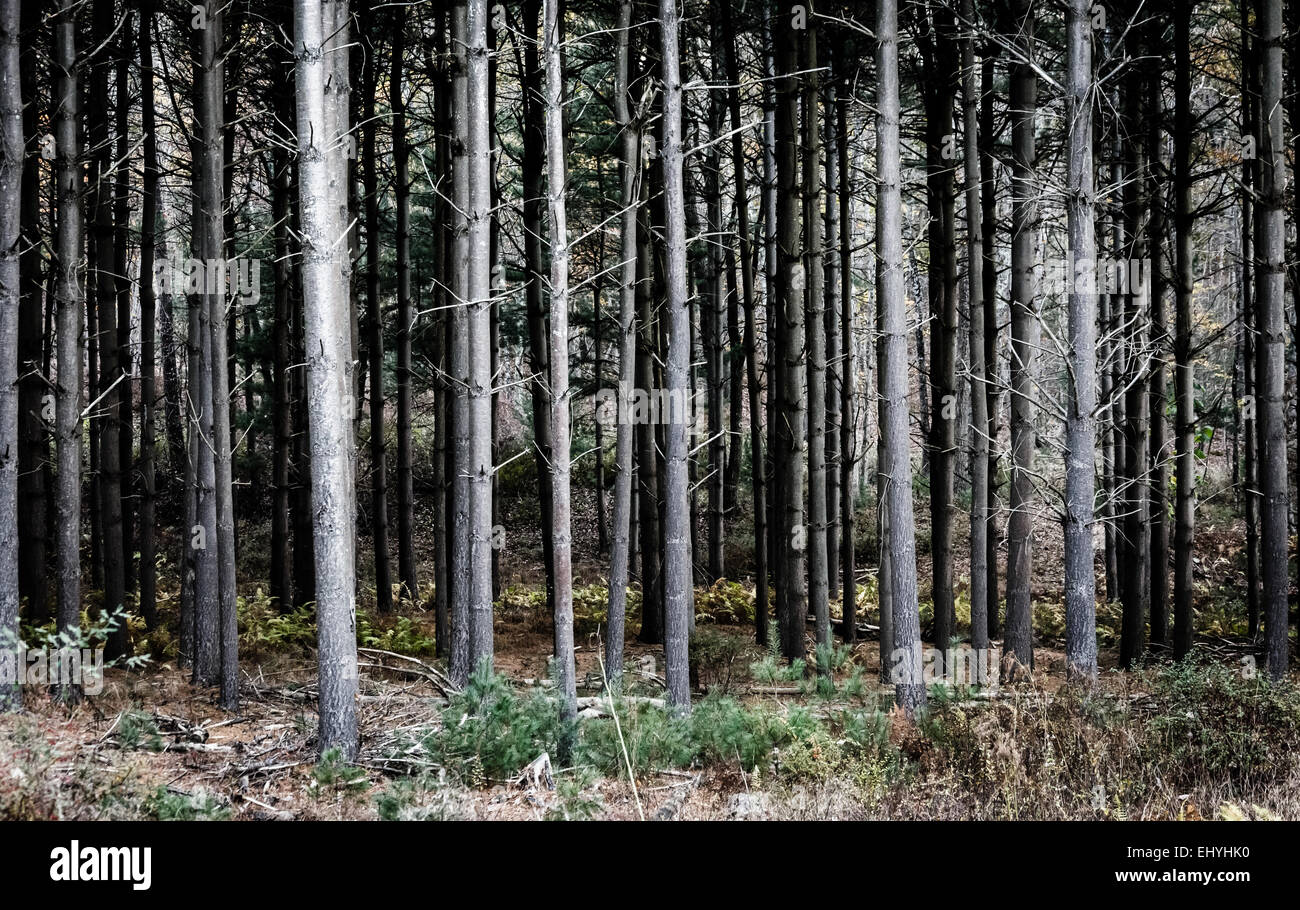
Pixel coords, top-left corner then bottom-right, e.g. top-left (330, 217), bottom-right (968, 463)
top-left (295, 0), bottom-right (360, 759)
top-left (721, 0), bottom-right (766, 648)
top-left (1255, 0), bottom-right (1289, 679)
top-left (960, 0), bottom-right (988, 661)
top-left (659, 0), bottom-right (693, 711)
top-left (199, 0), bottom-right (236, 707)
top-left (391, 5), bottom-right (417, 606)
top-left (1003, 0), bottom-right (1037, 675)
top-left (90, 0), bottom-right (126, 659)
top-left (0, 0), bottom-right (21, 710)
top-left (448, 0), bottom-right (474, 684)
top-left (980, 54), bottom-right (1001, 640)
top-left (361, 0), bottom-right (392, 614)
top-left (269, 18), bottom-right (295, 613)
top-left (773, 0), bottom-right (805, 665)
top-left (138, 0), bottom-right (159, 630)
top-left (824, 72), bottom-right (841, 609)
top-left (520, 0), bottom-right (557, 623)
top-left (543, 0), bottom-right (577, 747)
top-left (53, 0), bottom-right (82, 669)
top-left (1146, 20), bottom-right (1169, 648)
top-left (16, 0), bottom-right (47, 623)
top-left (635, 167), bottom-right (663, 645)
top-left (465, 0), bottom-right (495, 671)
top-left (1063, 0), bottom-right (1098, 681)
top-left (114, 17), bottom-right (134, 599)
top-left (803, 8), bottom-right (830, 665)
top-left (1171, 0), bottom-right (1196, 659)
top-left (918, 5), bottom-right (958, 667)
top-left (877, 0), bottom-right (924, 715)
top-left (704, 22), bottom-right (724, 584)
top-left (605, 0), bottom-right (638, 685)
top-left (1119, 25), bottom-right (1151, 667)
top-left (836, 87), bottom-right (854, 643)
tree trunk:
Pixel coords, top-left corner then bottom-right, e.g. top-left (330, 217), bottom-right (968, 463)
top-left (1063, 0), bottom-right (1098, 682)
top-left (465, 0), bottom-right (495, 672)
top-left (1255, 0), bottom-right (1289, 679)
top-left (773, 1), bottom-right (806, 665)
top-left (137, 0), bottom-right (159, 631)
top-left (802, 10), bottom-right (829, 665)
top-left (823, 71), bottom-right (841, 610)
top-left (960, 0), bottom-right (988, 662)
top-left (90, 0), bottom-right (126, 660)
top-left (1171, 0), bottom-right (1195, 659)
top-left (53, 0), bottom-right (82, 669)
top-left (361, 0), bottom-right (392, 615)
top-left (521, 0), bottom-right (557, 624)
top-left (16, 0), bottom-right (47, 624)
top-left (448, 0), bottom-right (473, 684)
top-left (0, 0), bottom-right (21, 710)
top-left (918, 5), bottom-right (958, 667)
top-left (543, 0), bottom-right (577, 748)
top-left (391, 6), bottom-right (417, 606)
top-left (605, 0), bottom-right (638, 685)
top-left (1003, 0), bottom-right (1037, 675)
top-left (658, 0), bottom-right (693, 712)
top-left (877, 0), bottom-right (924, 715)
top-left (295, 0), bottom-right (361, 759)
top-left (1146, 20), bottom-right (1169, 649)
top-left (980, 55), bottom-right (1001, 640)
top-left (721, 0), bottom-right (767, 648)
top-left (1119, 24), bottom-right (1151, 667)
top-left (836, 87), bottom-right (854, 643)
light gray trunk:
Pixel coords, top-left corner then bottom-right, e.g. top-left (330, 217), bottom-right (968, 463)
top-left (803, 13), bottom-right (830, 665)
top-left (295, 0), bottom-right (360, 759)
top-left (199, 0), bottom-right (238, 709)
top-left (877, 0), bottom-right (924, 715)
top-left (658, 0), bottom-right (693, 712)
top-left (1063, 0), bottom-right (1098, 681)
top-left (0, 0), bottom-right (20, 710)
top-left (466, 0), bottom-right (494, 671)
top-left (448, 0), bottom-right (473, 684)
top-left (543, 0), bottom-right (577, 743)
top-left (605, 0), bottom-right (638, 685)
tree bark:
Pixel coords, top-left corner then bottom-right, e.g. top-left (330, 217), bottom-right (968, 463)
top-left (1003, 0), bottom-right (1037, 675)
top-left (1063, 0), bottom-right (1098, 682)
top-left (1171, 0), bottom-right (1195, 659)
top-left (391, 5), bottom-right (417, 606)
top-left (1255, 0), bottom-right (1289, 679)
top-left (605, 0), bottom-right (639, 685)
top-left (802, 7), bottom-right (830, 666)
top-left (878, 0), bottom-right (924, 715)
top-left (659, 0), bottom-right (693, 711)
top-left (0, 0), bottom-right (21, 710)
top-left (543, 0), bottom-right (577, 747)
top-left (960, 0), bottom-right (988, 662)
top-left (773, 1), bottom-right (806, 665)
top-left (295, 0), bottom-right (361, 759)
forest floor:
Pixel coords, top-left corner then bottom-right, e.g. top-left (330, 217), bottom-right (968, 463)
top-left (3, 456), bottom-right (1298, 821)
